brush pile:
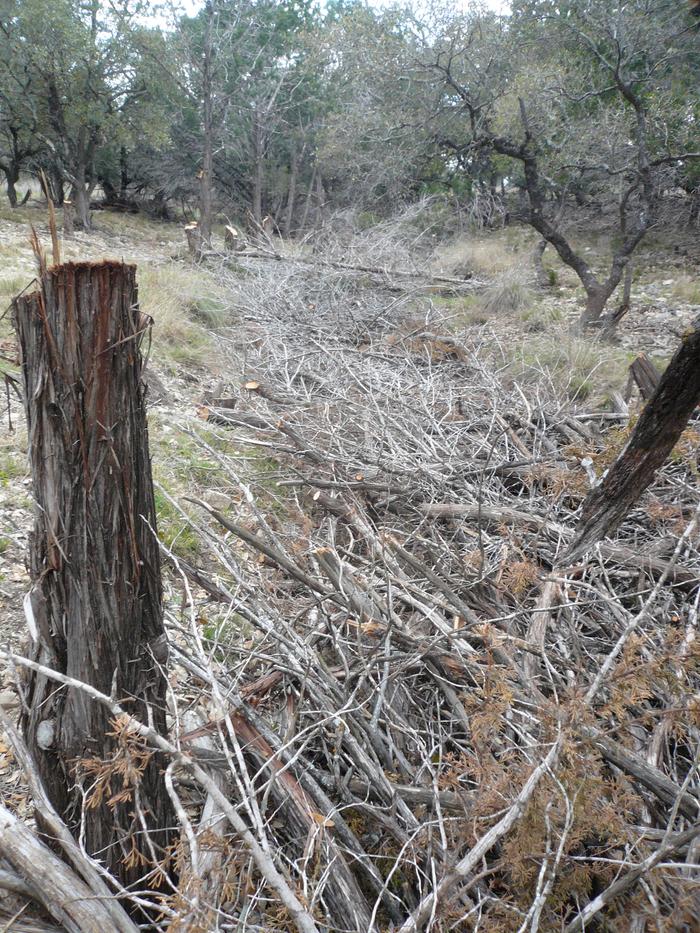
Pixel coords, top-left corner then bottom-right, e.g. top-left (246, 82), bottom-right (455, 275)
top-left (1, 224), bottom-right (699, 933)
top-left (163, 248), bottom-right (700, 932)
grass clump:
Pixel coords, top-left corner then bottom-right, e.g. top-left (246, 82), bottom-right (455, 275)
top-left (671, 275), bottom-right (700, 305)
top-left (138, 263), bottom-right (227, 369)
top-left (0, 446), bottom-right (26, 485)
top-left (434, 233), bottom-right (520, 278)
top-left (509, 333), bottom-right (633, 403)
top-left (519, 303), bottom-right (565, 332)
top-left (433, 293), bottom-right (491, 328)
top-left (481, 271), bottom-right (533, 315)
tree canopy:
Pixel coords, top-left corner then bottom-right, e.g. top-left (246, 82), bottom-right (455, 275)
top-left (1, 0), bottom-right (698, 313)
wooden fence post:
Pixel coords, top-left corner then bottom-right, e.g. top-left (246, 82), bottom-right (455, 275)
top-left (12, 261), bottom-right (174, 887)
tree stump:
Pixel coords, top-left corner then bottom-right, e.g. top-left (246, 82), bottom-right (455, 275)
top-left (224, 224), bottom-right (244, 252)
top-left (62, 200), bottom-right (74, 238)
top-left (628, 352), bottom-right (661, 401)
top-left (12, 261), bottom-right (174, 888)
top-left (184, 221), bottom-right (202, 258)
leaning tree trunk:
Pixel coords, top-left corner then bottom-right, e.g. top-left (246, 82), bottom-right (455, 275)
top-left (566, 315), bottom-right (700, 561)
top-left (12, 261), bottom-right (174, 888)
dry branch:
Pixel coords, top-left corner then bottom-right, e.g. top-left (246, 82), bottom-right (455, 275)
top-left (567, 316), bottom-right (700, 560)
top-left (1, 649), bottom-right (321, 933)
top-left (0, 710), bottom-right (137, 933)
top-left (0, 804), bottom-right (123, 933)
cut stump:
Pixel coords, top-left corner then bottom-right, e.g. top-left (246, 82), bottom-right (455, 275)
top-left (12, 261), bottom-right (174, 887)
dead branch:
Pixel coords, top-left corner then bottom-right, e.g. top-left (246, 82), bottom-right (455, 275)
top-left (567, 316), bottom-right (700, 560)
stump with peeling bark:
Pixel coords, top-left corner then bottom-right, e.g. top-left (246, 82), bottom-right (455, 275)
top-left (12, 261), bottom-right (173, 887)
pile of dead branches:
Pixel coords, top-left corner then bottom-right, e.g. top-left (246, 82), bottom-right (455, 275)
top-left (154, 255), bottom-right (700, 931)
top-left (2, 248), bottom-right (699, 932)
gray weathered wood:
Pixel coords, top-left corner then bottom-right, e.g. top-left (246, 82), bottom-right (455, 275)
top-left (0, 804), bottom-right (121, 933)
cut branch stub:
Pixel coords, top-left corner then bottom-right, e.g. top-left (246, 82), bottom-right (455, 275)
top-left (566, 317), bottom-right (700, 562)
top-left (12, 261), bottom-right (174, 887)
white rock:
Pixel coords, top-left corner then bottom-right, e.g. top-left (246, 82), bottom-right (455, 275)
top-left (36, 719), bottom-right (55, 749)
top-left (0, 689), bottom-right (18, 711)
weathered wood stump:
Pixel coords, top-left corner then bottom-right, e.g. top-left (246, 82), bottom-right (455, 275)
top-left (184, 221), bottom-right (202, 257)
top-left (62, 200), bottom-right (74, 238)
top-left (12, 261), bottom-right (174, 887)
top-left (224, 224), bottom-right (244, 251)
top-left (629, 352), bottom-right (661, 401)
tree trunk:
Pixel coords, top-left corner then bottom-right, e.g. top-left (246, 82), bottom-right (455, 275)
top-left (12, 261), bottom-right (174, 889)
top-left (198, 3), bottom-right (214, 251)
top-left (581, 283), bottom-right (615, 327)
top-left (253, 105), bottom-right (264, 226)
top-left (688, 189), bottom-right (700, 229)
top-left (566, 315), bottom-right (700, 561)
top-left (283, 142), bottom-right (303, 238)
top-left (313, 170), bottom-right (325, 236)
top-left (4, 164), bottom-right (19, 207)
top-left (70, 162), bottom-right (91, 231)
top-left (40, 166), bottom-right (65, 206)
top-left (63, 200), bottom-right (74, 237)
top-left (300, 163), bottom-right (317, 233)
top-left (119, 145), bottom-right (129, 201)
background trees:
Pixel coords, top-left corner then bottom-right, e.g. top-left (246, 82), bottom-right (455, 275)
top-left (0, 0), bottom-right (697, 312)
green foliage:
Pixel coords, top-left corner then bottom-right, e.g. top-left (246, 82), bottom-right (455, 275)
top-left (0, 447), bottom-right (25, 486)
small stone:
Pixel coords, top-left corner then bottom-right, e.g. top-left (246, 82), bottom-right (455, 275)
top-left (0, 689), bottom-right (18, 711)
top-left (36, 719), bottom-right (55, 749)
top-left (206, 492), bottom-right (231, 511)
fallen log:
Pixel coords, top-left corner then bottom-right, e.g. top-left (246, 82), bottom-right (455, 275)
top-left (228, 245), bottom-right (482, 293)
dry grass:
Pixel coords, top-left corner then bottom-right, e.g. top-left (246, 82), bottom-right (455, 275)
top-left (138, 262), bottom-right (229, 369)
top-left (671, 274), bottom-right (700, 305)
top-left (480, 268), bottom-right (534, 314)
top-left (506, 328), bottom-right (636, 403)
top-left (432, 232), bottom-right (521, 278)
